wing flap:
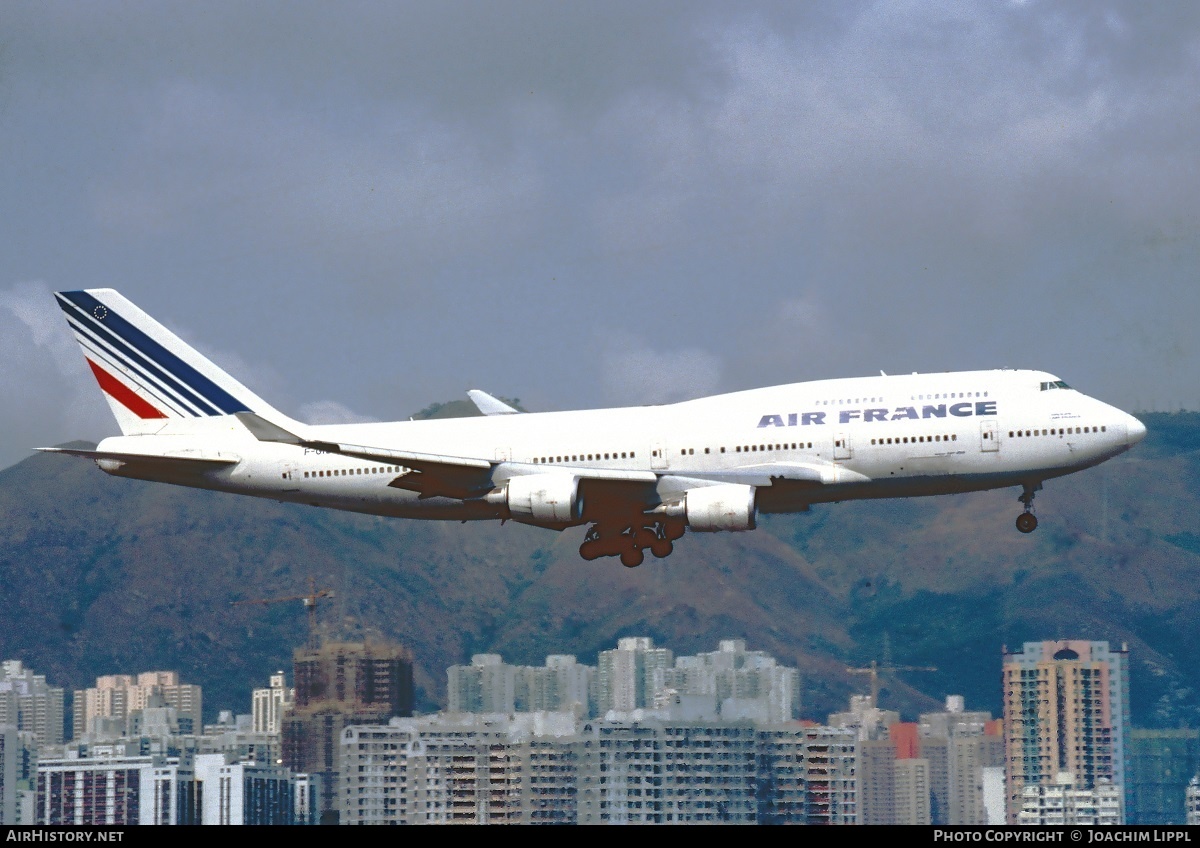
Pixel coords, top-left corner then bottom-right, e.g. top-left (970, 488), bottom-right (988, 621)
top-left (671, 461), bottom-right (871, 487)
top-left (236, 412), bottom-right (498, 498)
top-left (306, 441), bottom-right (494, 500)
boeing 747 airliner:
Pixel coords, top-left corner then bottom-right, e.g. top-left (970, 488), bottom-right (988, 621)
top-left (42, 289), bottom-right (1146, 567)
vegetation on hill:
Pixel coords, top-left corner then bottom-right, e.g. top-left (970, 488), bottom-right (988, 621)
top-left (1, 413), bottom-right (1195, 729)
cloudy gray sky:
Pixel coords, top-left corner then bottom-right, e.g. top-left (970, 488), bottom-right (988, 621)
top-left (3, 1), bottom-right (1198, 469)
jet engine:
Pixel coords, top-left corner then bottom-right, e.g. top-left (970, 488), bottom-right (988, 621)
top-left (685, 483), bottom-right (757, 532)
top-left (502, 474), bottom-right (583, 524)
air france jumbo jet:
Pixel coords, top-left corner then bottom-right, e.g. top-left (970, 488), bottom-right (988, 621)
top-left (42, 289), bottom-right (1146, 568)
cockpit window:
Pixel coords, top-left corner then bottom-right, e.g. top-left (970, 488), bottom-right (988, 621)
top-left (1039, 380), bottom-right (1071, 391)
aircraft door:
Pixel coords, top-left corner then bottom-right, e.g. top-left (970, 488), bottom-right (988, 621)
top-left (834, 433), bottom-right (851, 461)
top-left (651, 442), bottom-right (669, 470)
top-left (980, 421), bottom-right (999, 452)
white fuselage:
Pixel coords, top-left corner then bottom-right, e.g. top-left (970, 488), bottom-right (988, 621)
top-left (93, 368), bottom-right (1144, 525)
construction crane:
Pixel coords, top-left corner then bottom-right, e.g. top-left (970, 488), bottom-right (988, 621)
top-left (232, 576), bottom-right (334, 649)
top-left (846, 660), bottom-right (937, 708)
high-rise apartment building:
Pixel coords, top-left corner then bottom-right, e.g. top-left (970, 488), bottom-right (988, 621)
top-left (826, 693), bottom-right (900, 824)
top-left (661, 639), bottom-right (800, 723)
top-left (444, 641), bottom-right (800, 721)
top-left (340, 712), bottom-right (852, 824)
top-left (856, 737), bottom-right (897, 824)
top-left (193, 753), bottom-right (296, 825)
top-left (1002, 640), bottom-right (1130, 824)
top-left (446, 654), bottom-right (516, 713)
top-left (0, 661), bottom-right (65, 747)
top-left (828, 694), bottom-right (901, 741)
top-left (919, 695), bottom-right (1004, 825)
top-left (282, 640), bottom-right (413, 823)
top-left (576, 719), bottom-right (760, 823)
top-left (446, 654), bottom-right (595, 716)
top-left (1, 726), bottom-right (37, 824)
top-left (516, 655), bottom-right (593, 715)
top-left (1126, 728), bottom-right (1200, 824)
top-left (0, 727), bottom-right (17, 825)
top-left (1017, 773), bottom-right (1123, 825)
top-left (34, 751), bottom-right (309, 825)
top-left (36, 753), bottom-right (194, 825)
top-left (756, 724), bottom-right (858, 824)
top-left (894, 756), bottom-right (932, 825)
top-left (73, 671), bottom-right (201, 741)
top-left (596, 637), bottom-right (673, 715)
top-left (251, 671), bottom-right (293, 735)
top-left (340, 713), bottom-right (580, 825)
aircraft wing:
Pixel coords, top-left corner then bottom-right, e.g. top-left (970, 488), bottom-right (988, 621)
top-left (312, 440), bottom-right (659, 501)
top-left (315, 440), bottom-right (496, 499)
top-left (236, 412), bottom-right (862, 504)
top-left (298, 439), bottom-right (858, 504)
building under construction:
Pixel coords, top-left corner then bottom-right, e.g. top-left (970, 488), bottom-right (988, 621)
top-left (282, 640), bottom-right (415, 823)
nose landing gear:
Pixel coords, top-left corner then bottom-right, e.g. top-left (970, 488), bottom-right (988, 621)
top-left (1016, 482), bottom-right (1041, 534)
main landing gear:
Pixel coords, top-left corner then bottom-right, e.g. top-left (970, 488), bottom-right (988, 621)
top-left (1015, 482), bottom-right (1041, 534)
top-left (579, 520), bottom-right (685, 567)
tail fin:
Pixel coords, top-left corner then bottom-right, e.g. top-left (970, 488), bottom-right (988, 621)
top-left (55, 288), bottom-right (284, 436)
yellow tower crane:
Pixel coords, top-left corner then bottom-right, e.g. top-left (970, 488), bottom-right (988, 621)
top-left (846, 660), bottom-right (937, 708)
top-left (231, 576), bottom-right (335, 649)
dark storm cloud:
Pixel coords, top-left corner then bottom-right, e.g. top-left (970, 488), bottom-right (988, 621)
top-left (2, 2), bottom-right (1199, 469)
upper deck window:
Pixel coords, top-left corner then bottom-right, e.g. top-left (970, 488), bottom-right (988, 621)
top-left (1040, 380), bottom-right (1071, 391)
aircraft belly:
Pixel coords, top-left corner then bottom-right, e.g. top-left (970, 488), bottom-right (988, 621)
top-left (292, 483), bottom-right (501, 521)
top-left (894, 452), bottom-right (959, 475)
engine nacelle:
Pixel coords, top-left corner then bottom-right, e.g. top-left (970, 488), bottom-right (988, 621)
top-left (503, 474), bottom-right (583, 524)
top-left (685, 484), bottom-right (757, 532)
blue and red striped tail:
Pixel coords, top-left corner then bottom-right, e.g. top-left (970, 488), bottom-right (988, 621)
top-left (55, 289), bottom-right (279, 435)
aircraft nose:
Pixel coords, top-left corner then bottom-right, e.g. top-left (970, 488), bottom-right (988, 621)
top-left (1125, 414), bottom-right (1147, 445)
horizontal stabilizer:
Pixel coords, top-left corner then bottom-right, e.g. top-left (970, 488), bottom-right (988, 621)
top-left (37, 446), bottom-right (239, 468)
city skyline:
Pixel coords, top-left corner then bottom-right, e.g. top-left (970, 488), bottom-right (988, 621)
top-left (0, 634), bottom-right (1154, 736)
top-left (8, 637), bottom-right (1198, 824)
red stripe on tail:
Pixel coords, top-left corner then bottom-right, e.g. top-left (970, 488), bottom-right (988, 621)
top-left (86, 358), bottom-right (168, 419)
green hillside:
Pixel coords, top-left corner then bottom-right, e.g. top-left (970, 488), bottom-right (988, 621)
top-left (1, 412), bottom-right (1196, 729)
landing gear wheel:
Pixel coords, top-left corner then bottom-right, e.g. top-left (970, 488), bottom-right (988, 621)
top-left (633, 528), bottom-right (658, 549)
top-left (620, 547), bottom-right (645, 568)
top-left (1016, 512), bottom-right (1038, 534)
top-left (650, 539), bottom-right (673, 558)
top-left (579, 541), bottom-right (603, 561)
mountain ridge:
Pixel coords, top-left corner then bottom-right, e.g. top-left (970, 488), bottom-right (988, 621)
top-left (2, 413), bottom-right (1197, 729)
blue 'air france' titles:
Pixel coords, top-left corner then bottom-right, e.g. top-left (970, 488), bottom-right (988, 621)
top-left (757, 401), bottom-right (998, 428)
